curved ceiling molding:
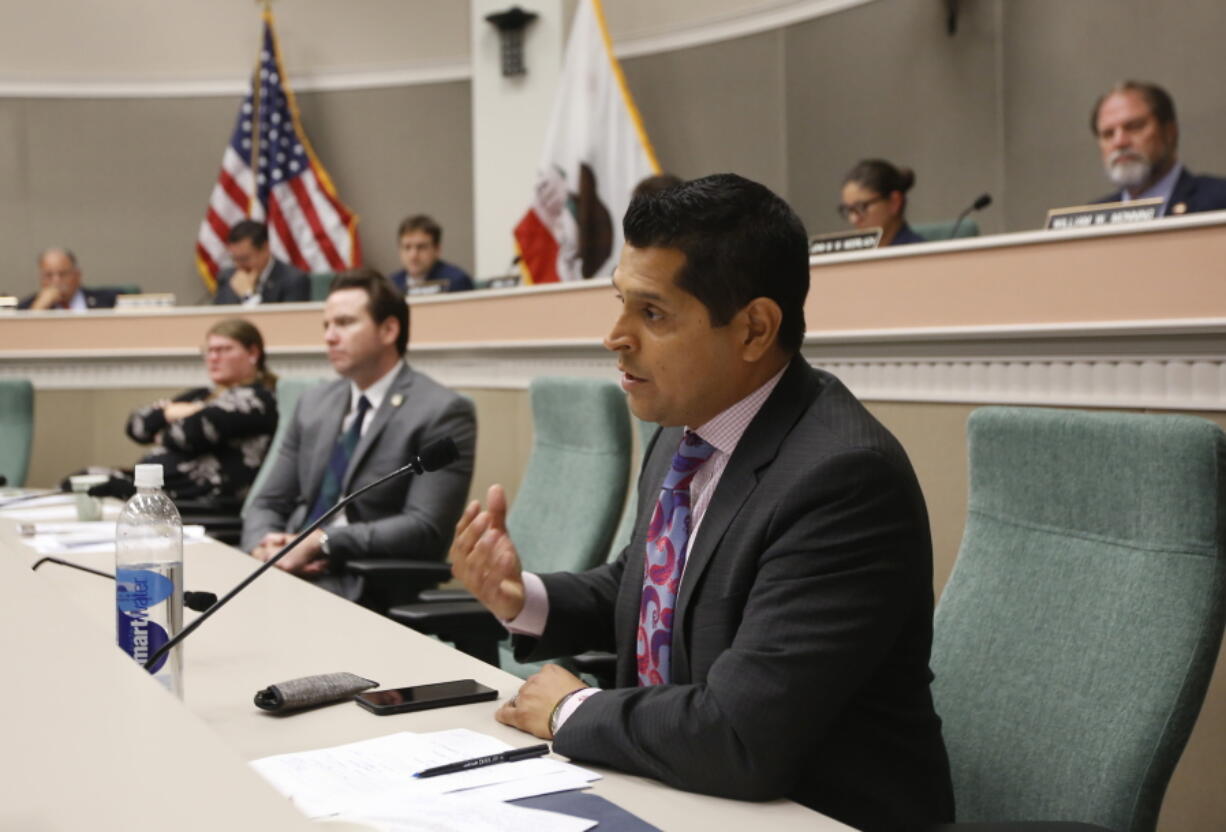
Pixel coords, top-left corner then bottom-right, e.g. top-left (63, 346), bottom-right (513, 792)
top-left (0, 0), bottom-right (871, 98)
top-left (0, 59), bottom-right (472, 99)
top-left (612, 0), bottom-right (877, 59)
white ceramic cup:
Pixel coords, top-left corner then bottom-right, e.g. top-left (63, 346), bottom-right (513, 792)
top-left (69, 474), bottom-right (110, 521)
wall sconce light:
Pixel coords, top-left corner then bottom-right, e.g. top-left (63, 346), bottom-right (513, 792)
top-left (486, 6), bottom-right (539, 77)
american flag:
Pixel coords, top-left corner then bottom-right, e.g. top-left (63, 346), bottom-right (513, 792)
top-left (195, 8), bottom-right (359, 292)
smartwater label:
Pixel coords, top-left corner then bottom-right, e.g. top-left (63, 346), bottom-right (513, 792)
top-left (117, 568), bottom-right (173, 674)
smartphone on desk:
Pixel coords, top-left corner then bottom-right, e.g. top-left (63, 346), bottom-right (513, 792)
top-left (354, 679), bottom-right (499, 715)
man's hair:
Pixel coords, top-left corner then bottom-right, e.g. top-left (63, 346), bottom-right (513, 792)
top-left (38, 247), bottom-right (78, 268)
top-left (1090, 80), bottom-right (1177, 134)
top-left (632, 173), bottom-right (684, 200)
top-left (622, 173), bottom-right (809, 354)
top-left (397, 214), bottom-right (442, 246)
top-left (328, 267), bottom-right (410, 356)
top-left (228, 220), bottom-right (270, 248)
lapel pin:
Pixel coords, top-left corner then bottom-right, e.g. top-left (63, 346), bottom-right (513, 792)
top-left (390, 393), bottom-right (404, 407)
top-left (1171, 202), bottom-right (1188, 215)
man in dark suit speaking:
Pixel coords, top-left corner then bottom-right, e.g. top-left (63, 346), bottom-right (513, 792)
top-left (1090, 80), bottom-right (1226, 216)
top-left (451, 174), bottom-right (954, 830)
top-left (212, 220), bottom-right (311, 305)
top-left (243, 269), bottom-right (476, 600)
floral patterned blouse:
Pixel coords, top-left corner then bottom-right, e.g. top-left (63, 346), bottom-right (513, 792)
top-left (125, 383), bottom-right (278, 505)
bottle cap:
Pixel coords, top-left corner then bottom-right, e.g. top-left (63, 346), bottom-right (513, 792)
top-left (133, 464), bottom-right (164, 488)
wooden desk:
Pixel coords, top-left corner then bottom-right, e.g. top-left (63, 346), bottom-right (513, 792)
top-left (0, 517), bottom-right (840, 830)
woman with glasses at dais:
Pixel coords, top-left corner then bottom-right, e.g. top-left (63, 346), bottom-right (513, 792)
top-left (125, 318), bottom-right (278, 509)
top-left (838, 158), bottom-right (925, 247)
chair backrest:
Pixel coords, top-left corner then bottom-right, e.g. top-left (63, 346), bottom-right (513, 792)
top-left (242, 377), bottom-right (325, 514)
top-left (931, 406), bottom-right (1226, 832)
top-left (309, 273), bottom-right (337, 301)
top-left (0, 379), bottom-right (34, 487)
top-left (913, 217), bottom-right (980, 242)
top-left (508, 377), bottom-right (631, 575)
top-left (96, 284), bottom-right (142, 295)
top-left (606, 417), bottom-right (660, 561)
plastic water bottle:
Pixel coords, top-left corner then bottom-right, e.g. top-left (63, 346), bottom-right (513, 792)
top-left (116, 463), bottom-right (184, 697)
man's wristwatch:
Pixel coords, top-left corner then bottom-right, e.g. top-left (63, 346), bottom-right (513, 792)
top-left (319, 530), bottom-right (331, 555)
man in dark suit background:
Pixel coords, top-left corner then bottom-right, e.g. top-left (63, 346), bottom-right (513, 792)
top-left (450, 174), bottom-right (953, 831)
top-left (1090, 80), bottom-right (1226, 216)
top-left (243, 269), bottom-right (476, 600)
top-left (18, 248), bottom-right (117, 310)
top-left (388, 214), bottom-right (474, 295)
top-left (212, 220), bottom-right (311, 305)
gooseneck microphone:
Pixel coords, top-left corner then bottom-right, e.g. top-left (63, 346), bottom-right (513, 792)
top-left (143, 436), bottom-right (460, 670)
top-left (31, 556), bottom-right (218, 612)
top-left (950, 192), bottom-right (992, 239)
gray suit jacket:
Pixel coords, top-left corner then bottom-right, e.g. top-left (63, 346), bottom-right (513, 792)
top-left (516, 357), bottom-right (953, 831)
top-left (241, 363), bottom-right (476, 584)
top-left (213, 258), bottom-right (310, 305)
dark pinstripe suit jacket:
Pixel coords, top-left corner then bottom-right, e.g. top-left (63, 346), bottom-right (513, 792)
top-left (516, 356), bottom-right (954, 831)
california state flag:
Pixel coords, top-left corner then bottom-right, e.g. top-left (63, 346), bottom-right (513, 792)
top-left (514, 0), bottom-right (660, 284)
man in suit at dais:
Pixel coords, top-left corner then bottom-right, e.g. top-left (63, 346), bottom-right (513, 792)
top-left (1090, 80), bottom-right (1226, 216)
top-left (451, 174), bottom-right (954, 831)
top-left (243, 269), bottom-right (475, 600)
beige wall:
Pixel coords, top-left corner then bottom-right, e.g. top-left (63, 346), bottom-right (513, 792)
top-left (0, 82), bottom-right (473, 302)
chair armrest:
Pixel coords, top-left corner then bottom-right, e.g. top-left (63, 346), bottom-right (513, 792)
top-left (416, 588), bottom-right (476, 603)
top-left (343, 559), bottom-right (453, 614)
top-left (344, 559), bottom-right (452, 580)
top-left (387, 600), bottom-right (506, 641)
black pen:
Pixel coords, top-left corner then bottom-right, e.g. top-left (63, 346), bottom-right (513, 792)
top-left (412, 743), bottom-right (550, 778)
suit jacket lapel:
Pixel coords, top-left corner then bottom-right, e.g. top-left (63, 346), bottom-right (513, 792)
top-left (305, 382), bottom-right (350, 505)
top-left (670, 356), bottom-right (820, 675)
top-left (343, 363), bottom-right (412, 492)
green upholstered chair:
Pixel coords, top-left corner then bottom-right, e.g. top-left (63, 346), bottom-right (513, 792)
top-left (95, 284), bottom-right (142, 296)
top-left (0, 379), bottom-right (35, 487)
top-left (388, 377), bottom-right (632, 669)
top-left (913, 218), bottom-right (980, 242)
top-left (931, 406), bottom-right (1226, 832)
top-left (241, 377), bottom-right (324, 515)
top-left (308, 273), bottom-right (337, 301)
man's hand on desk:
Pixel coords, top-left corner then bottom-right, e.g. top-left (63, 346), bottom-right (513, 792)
top-left (228, 268), bottom-right (259, 299)
top-left (497, 663), bottom-right (587, 739)
top-left (450, 484), bottom-right (525, 621)
top-left (252, 530), bottom-right (329, 576)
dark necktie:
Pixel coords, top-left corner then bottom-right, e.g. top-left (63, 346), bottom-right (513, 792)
top-left (637, 430), bottom-right (716, 686)
top-left (306, 395), bottom-right (372, 525)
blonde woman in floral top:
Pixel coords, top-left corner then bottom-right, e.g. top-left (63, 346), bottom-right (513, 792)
top-left (125, 318), bottom-right (278, 508)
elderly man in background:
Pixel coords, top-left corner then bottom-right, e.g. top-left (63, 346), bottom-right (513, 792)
top-left (18, 248), bottom-right (117, 310)
top-left (1091, 80), bottom-right (1226, 215)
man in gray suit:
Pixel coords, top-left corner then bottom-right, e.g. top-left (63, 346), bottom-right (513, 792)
top-left (212, 220), bottom-right (310, 305)
top-left (243, 269), bottom-right (476, 599)
top-left (450, 175), bottom-right (952, 831)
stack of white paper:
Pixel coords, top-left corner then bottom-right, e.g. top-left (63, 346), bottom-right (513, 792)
top-left (251, 729), bottom-right (600, 828)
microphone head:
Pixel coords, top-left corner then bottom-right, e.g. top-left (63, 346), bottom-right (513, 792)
top-left (184, 591), bottom-right (218, 612)
top-left (88, 477), bottom-right (136, 501)
top-left (973, 193), bottom-right (992, 211)
top-left (418, 437), bottom-right (459, 472)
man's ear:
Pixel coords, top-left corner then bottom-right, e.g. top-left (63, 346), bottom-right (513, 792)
top-left (738, 298), bottom-right (783, 362)
top-left (379, 315), bottom-right (400, 347)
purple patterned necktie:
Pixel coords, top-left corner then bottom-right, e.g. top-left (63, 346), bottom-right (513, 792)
top-left (637, 430), bottom-right (716, 686)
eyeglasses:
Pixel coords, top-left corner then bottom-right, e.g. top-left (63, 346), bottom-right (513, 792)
top-left (836, 197), bottom-right (885, 220)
